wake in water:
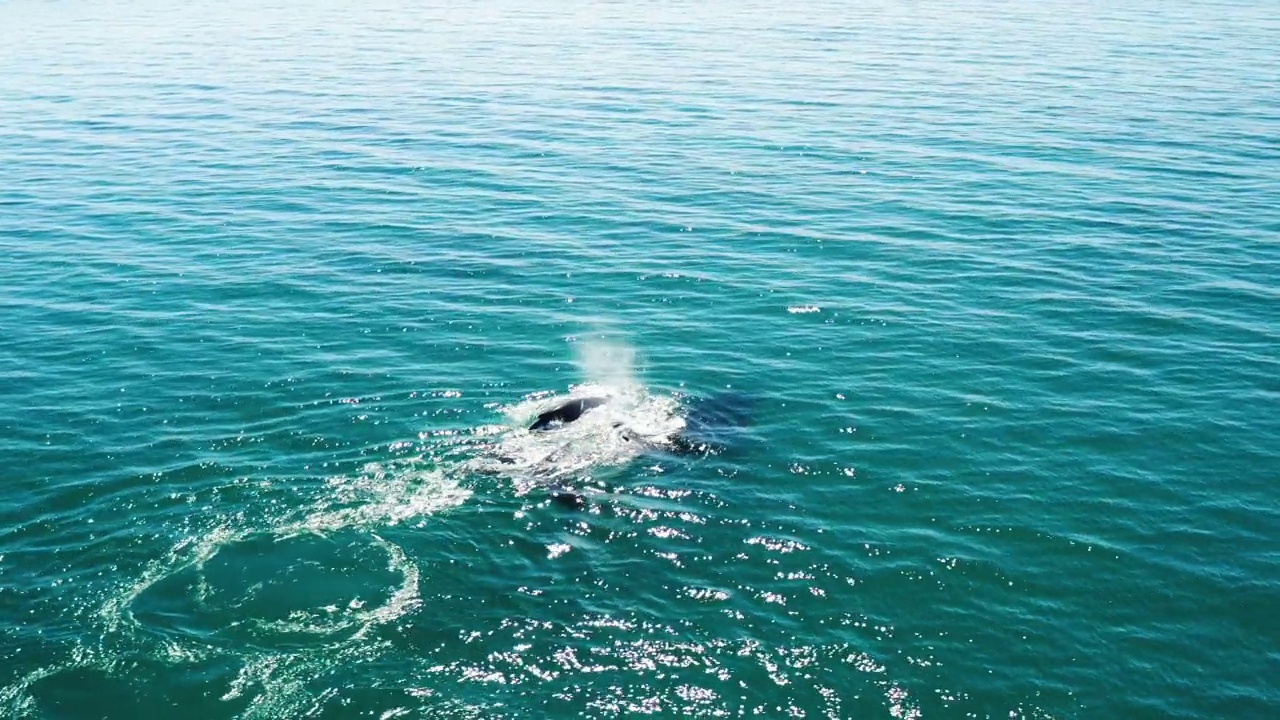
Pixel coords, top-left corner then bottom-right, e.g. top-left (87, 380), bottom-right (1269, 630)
top-left (0, 454), bottom-right (471, 720)
top-left (0, 340), bottom-right (734, 719)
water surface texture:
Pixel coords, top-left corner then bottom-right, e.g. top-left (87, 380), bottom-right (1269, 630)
top-left (2, 1), bottom-right (1278, 718)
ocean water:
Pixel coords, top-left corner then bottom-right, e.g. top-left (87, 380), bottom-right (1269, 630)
top-left (1, 0), bottom-right (1277, 717)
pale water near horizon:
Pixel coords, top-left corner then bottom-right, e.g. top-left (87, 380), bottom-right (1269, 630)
top-left (1, 1), bottom-right (1278, 718)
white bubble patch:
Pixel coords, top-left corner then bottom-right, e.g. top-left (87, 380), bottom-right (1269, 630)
top-left (465, 382), bottom-right (688, 495)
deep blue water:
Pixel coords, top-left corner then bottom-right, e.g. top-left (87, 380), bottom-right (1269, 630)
top-left (1, 1), bottom-right (1278, 718)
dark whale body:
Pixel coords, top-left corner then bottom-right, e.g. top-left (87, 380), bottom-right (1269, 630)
top-left (528, 396), bottom-right (609, 432)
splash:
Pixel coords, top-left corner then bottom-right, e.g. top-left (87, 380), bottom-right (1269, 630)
top-left (467, 385), bottom-right (686, 496)
top-left (446, 337), bottom-right (692, 497)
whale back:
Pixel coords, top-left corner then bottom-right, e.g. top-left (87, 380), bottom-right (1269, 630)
top-left (528, 396), bottom-right (609, 432)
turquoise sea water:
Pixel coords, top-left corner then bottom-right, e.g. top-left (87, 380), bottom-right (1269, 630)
top-left (2, 1), bottom-right (1278, 717)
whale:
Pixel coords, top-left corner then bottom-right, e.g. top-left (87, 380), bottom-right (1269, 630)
top-left (466, 388), bottom-right (753, 510)
top-left (522, 394), bottom-right (731, 508)
top-left (527, 395), bottom-right (702, 451)
top-left (528, 396), bottom-right (610, 432)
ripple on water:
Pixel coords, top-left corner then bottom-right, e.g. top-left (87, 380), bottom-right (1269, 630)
top-left (127, 529), bottom-right (413, 652)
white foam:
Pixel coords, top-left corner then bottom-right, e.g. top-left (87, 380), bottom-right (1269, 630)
top-left (469, 384), bottom-right (686, 494)
top-left (291, 460), bottom-right (471, 534)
